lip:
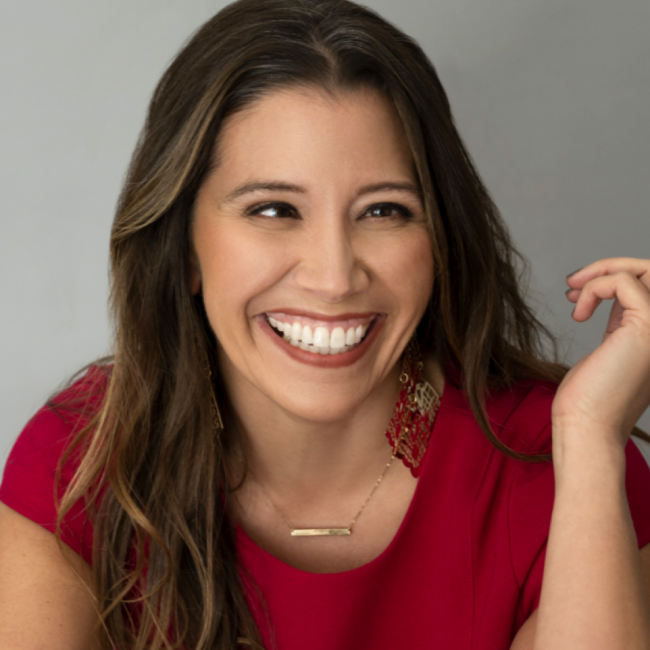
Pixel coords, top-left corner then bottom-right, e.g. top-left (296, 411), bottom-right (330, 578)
top-left (257, 312), bottom-right (386, 369)
top-left (264, 309), bottom-right (378, 323)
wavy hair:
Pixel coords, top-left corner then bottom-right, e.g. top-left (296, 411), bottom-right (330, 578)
top-left (57, 0), bottom-right (599, 647)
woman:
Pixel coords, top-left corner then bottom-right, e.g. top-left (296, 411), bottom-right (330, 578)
top-left (1, 0), bottom-right (650, 648)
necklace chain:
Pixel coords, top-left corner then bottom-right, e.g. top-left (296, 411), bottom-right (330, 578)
top-left (256, 453), bottom-right (397, 535)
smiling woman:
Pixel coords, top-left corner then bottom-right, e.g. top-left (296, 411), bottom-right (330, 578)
top-left (1, 0), bottom-right (650, 649)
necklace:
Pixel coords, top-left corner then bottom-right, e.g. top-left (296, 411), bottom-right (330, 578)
top-left (253, 340), bottom-right (440, 537)
top-left (255, 450), bottom-right (400, 537)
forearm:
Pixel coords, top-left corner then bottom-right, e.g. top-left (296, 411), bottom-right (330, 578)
top-left (534, 431), bottom-right (650, 650)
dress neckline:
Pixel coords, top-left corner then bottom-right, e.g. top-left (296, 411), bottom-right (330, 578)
top-left (235, 378), bottom-right (453, 578)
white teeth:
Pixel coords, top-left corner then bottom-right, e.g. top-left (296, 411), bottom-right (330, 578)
top-left (313, 327), bottom-right (330, 348)
top-left (266, 315), bottom-right (372, 355)
top-left (330, 327), bottom-right (346, 348)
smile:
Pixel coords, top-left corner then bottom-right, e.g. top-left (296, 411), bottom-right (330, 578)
top-left (265, 312), bottom-right (375, 355)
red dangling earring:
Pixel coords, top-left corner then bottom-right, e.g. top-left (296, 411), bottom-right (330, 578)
top-left (385, 338), bottom-right (441, 478)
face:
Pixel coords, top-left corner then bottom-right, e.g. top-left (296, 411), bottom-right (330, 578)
top-left (191, 86), bottom-right (434, 424)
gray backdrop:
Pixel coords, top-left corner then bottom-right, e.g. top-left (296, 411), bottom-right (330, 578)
top-left (1, 0), bottom-right (649, 467)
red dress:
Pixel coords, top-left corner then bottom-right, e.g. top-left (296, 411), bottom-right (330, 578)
top-left (3, 369), bottom-right (650, 649)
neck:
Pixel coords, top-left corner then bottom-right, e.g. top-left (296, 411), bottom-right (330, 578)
top-left (222, 363), bottom-right (402, 499)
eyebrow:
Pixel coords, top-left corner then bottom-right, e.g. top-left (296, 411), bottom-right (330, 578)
top-left (223, 182), bottom-right (306, 203)
top-left (222, 180), bottom-right (422, 204)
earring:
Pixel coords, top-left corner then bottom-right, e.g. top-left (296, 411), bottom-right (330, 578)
top-left (385, 337), bottom-right (440, 477)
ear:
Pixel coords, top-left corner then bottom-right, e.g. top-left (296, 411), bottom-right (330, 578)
top-left (188, 247), bottom-right (202, 295)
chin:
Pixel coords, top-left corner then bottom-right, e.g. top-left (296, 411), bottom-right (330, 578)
top-left (273, 390), bottom-right (367, 425)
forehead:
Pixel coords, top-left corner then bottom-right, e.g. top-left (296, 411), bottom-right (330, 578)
top-left (210, 85), bottom-right (416, 189)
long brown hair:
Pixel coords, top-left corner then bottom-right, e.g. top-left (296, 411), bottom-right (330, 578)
top-left (57, 0), bottom-right (606, 647)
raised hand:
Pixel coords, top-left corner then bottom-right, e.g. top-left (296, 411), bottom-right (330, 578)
top-left (553, 258), bottom-right (650, 448)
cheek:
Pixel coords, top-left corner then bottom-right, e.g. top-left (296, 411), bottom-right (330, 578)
top-left (194, 222), bottom-right (291, 325)
top-left (381, 231), bottom-right (434, 313)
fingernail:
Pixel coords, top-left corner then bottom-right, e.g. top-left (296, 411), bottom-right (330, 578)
top-left (566, 267), bottom-right (583, 279)
top-left (565, 288), bottom-right (572, 296)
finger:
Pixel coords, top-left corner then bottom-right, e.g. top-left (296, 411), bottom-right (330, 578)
top-left (567, 257), bottom-right (650, 290)
top-left (571, 271), bottom-right (650, 322)
top-left (565, 287), bottom-right (580, 304)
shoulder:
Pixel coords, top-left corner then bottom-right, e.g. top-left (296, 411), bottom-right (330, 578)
top-left (488, 379), bottom-right (557, 455)
top-left (0, 365), bottom-right (110, 512)
top-left (441, 376), bottom-right (557, 456)
top-left (0, 365), bottom-right (109, 564)
top-left (48, 364), bottom-right (111, 423)
top-left (6, 365), bottom-right (109, 466)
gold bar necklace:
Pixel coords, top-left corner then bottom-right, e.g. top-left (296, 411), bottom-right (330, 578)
top-left (257, 453), bottom-right (397, 537)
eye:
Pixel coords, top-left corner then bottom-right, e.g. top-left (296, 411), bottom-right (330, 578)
top-left (248, 202), bottom-right (298, 219)
top-left (361, 202), bottom-right (414, 220)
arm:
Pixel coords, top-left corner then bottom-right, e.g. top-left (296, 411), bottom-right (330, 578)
top-left (511, 257), bottom-right (650, 650)
top-left (533, 431), bottom-right (650, 649)
top-left (0, 502), bottom-right (99, 650)
top-left (511, 544), bottom-right (650, 649)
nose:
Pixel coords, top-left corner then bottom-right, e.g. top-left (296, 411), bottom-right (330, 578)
top-left (293, 213), bottom-right (370, 302)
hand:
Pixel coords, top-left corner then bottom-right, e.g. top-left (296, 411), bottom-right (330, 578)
top-left (552, 258), bottom-right (650, 448)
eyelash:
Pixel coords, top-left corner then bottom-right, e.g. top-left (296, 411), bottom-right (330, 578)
top-left (248, 202), bottom-right (297, 219)
top-left (246, 201), bottom-right (415, 221)
top-left (363, 203), bottom-right (414, 220)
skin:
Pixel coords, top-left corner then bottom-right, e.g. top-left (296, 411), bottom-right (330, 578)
top-left (529, 259), bottom-right (650, 649)
top-left (190, 87), bottom-right (435, 572)
top-left (0, 88), bottom-right (649, 648)
top-left (0, 502), bottom-right (98, 650)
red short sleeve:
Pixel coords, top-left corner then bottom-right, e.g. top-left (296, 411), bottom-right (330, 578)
top-left (0, 369), bottom-right (107, 565)
top-left (509, 427), bottom-right (650, 623)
